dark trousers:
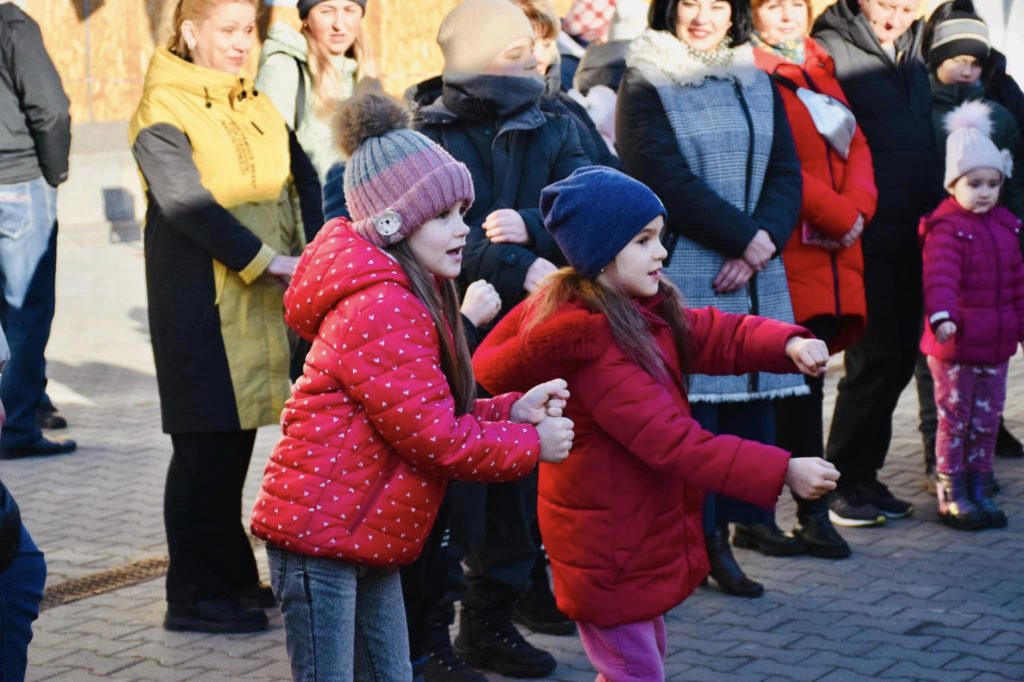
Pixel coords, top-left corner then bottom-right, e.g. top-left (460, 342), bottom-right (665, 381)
top-left (692, 400), bottom-right (776, 533)
top-left (0, 524), bottom-right (45, 682)
top-left (776, 316), bottom-right (839, 513)
top-left (825, 247), bottom-right (922, 488)
top-left (400, 493), bottom-right (452, 661)
top-left (164, 430), bottom-right (259, 603)
top-left (915, 351), bottom-right (938, 468)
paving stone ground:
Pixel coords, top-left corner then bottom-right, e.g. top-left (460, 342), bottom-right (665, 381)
top-left (3, 220), bottom-right (1023, 681)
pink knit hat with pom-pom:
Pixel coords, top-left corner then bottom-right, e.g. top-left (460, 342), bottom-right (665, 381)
top-left (944, 100), bottom-right (1014, 189)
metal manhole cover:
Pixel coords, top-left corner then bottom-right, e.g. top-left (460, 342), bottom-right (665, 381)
top-left (40, 555), bottom-right (168, 611)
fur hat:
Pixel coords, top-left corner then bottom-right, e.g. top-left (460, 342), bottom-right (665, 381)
top-left (298, 0), bottom-right (367, 20)
top-left (437, 0), bottom-right (535, 76)
top-left (335, 91), bottom-right (474, 248)
top-left (943, 100), bottom-right (1013, 189)
top-left (541, 167), bottom-right (666, 279)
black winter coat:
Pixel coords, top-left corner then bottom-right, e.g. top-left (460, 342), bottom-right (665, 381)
top-left (813, 0), bottom-right (942, 252)
top-left (0, 4), bottom-right (70, 187)
top-left (414, 87), bottom-right (588, 320)
top-left (983, 49), bottom-right (1024, 136)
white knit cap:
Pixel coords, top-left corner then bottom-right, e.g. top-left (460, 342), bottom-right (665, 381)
top-left (944, 100), bottom-right (1014, 189)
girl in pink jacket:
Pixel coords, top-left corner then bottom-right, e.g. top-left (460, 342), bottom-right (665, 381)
top-left (921, 100), bottom-right (1024, 530)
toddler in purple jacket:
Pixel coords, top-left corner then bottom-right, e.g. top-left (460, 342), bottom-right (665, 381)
top-left (920, 100), bottom-right (1024, 531)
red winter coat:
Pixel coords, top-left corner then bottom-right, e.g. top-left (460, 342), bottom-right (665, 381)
top-left (919, 198), bottom-right (1024, 364)
top-left (754, 38), bottom-right (877, 353)
top-left (474, 296), bottom-right (803, 627)
top-left (250, 218), bottom-right (540, 566)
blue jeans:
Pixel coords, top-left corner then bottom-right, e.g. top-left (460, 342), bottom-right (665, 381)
top-left (0, 177), bottom-right (58, 448)
top-left (0, 525), bottom-right (47, 682)
top-left (268, 545), bottom-right (412, 682)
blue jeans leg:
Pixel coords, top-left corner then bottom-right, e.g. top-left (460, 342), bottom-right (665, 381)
top-left (268, 545), bottom-right (412, 682)
top-left (0, 177), bottom-right (58, 448)
top-left (0, 525), bottom-right (47, 682)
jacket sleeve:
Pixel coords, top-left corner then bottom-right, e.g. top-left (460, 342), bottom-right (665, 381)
top-left (686, 307), bottom-right (809, 376)
top-left (751, 85), bottom-right (803, 250)
top-left (289, 130), bottom-right (325, 242)
top-left (615, 68), bottom-right (759, 257)
top-left (328, 288), bottom-right (541, 482)
top-left (921, 222), bottom-right (964, 329)
top-left (575, 339), bottom-right (790, 507)
top-left (799, 121), bottom-right (877, 239)
top-left (7, 13), bottom-right (70, 187)
top-left (255, 53), bottom-right (301, 129)
top-left (462, 227), bottom-right (538, 316)
top-left (132, 123), bottom-right (276, 282)
top-left (472, 391), bottom-right (524, 422)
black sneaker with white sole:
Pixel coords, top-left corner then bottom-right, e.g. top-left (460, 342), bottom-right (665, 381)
top-left (860, 479), bottom-right (914, 519)
top-left (827, 487), bottom-right (887, 527)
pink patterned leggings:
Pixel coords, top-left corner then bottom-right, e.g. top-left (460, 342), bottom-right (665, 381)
top-left (927, 357), bottom-right (1009, 475)
top-left (577, 616), bottom-right (667, 682)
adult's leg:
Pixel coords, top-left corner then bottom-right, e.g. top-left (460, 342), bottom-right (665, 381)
top-left (165, 430), bottom-right (259, 603)
top-left (826, 247), bottom-right (922, 486)
top-left (0, 524), bottom-right (46, 682)
top-left (576, 617), bottom-right (667, 682)
top-left (268, 546), bottom-right (358, 682)
top-left (401, 493), bottom-right (450, 662)
top-left (915, 352), bottom-right (938, 474)
top-left (354, 567), bottom-right (414, 682)
top-left (0, 178), bottom-right (59, 449)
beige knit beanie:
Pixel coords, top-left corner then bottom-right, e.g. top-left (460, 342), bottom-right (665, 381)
top-left (438, 0), bottom-right (535, 76)
top-left (943, 100), bottom-right (1013, 189)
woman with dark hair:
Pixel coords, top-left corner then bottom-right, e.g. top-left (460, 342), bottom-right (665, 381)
top-left (749, 0), bottom-right (878, 559)
top-left (616, 0), bottom-right (805, 598)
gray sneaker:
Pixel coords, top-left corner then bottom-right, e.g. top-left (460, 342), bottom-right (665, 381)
top-left (827, 488), bottom-right (886, 528)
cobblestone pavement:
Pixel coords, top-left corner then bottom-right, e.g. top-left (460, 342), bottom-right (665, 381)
top-left (3, 221), bottom-right (1023, 681)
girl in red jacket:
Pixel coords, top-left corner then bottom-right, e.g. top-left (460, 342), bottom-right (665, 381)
top-left (249, 91), bottom-right (575, 682)
top-left (921, 100), bottom-right (1024, 531)
top-left (474, 167), bottom-right (840, 682)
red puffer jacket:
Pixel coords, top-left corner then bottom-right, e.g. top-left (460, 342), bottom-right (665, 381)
top-left (474, 296), bottom-right (802, 627)
top-left (251, 218), bottom-right (540, 566)
top-left (920, 198), bottom-right (1024, 364)
top-left (754, 38), bottom-right (877, 353)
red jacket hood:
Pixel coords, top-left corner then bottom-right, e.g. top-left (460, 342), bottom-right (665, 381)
top-left (285, 218), bottom-right (410, 342)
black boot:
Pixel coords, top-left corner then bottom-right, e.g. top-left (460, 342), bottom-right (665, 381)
top-left (995, 418), bottom-right (1024, 458)
top-left (705, 524), bottom-right (764, 598)
top-left (453, 608), bottom-right (557, 678)
top-left (733, 521), bottom-right (806, 557)
top-left (417, 643), bottom-right (487, 682)
top-left (935, 473), bottom-right (987, 531)
top-left (923, 439), bottom-right (937, 495)
top-left (967, 471), bottom-right (1007, 528)
top-left (793, 499), bottom-right (851, 559)
top-left (164, 596), bottom-right (268, 633)
top-left (512, 581), bottom-right (575, 636)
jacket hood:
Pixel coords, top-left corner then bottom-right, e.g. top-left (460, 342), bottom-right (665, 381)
top-left (813, 0), bottom-right (922, 59)
top-left (259, 23), bottom-right (308, 65)
top-left (284, 217), bottom-right (412, 341)
top-left (143, 47), bottom-right (256, 107)
top-left (626, 28), bottom-right (760, 88)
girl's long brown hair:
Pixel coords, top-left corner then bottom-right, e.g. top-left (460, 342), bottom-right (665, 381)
top-left (523, 270), bottom-right (691, 384)
top-left (387, 240), bottom-right (476, 416)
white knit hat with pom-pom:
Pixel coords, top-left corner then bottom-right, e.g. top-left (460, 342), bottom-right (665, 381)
top-left (944, 100), bottom-right (1014, 189)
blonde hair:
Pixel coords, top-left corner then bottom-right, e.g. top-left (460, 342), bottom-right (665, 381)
top-left (510, 0), bottom-right (560, 41)
top-left (167, 0), bottom-right (260, 59)
top-left (301, 23), bottom-right (369, 118)
top-left (524, 271), bottom-right (692, 384)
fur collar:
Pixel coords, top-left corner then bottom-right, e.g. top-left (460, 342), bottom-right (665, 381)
top-left (626, 28), bottom-right (760, 88)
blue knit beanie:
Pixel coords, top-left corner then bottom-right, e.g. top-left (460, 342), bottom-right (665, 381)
top-left (540, 167), bottom-right (666, 279)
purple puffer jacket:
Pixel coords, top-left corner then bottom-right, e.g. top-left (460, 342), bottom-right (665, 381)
top-left (920, 197), bottom-right (1024, 364)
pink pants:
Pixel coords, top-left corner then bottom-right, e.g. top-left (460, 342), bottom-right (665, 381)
top-left (577, 616), bottom-right (667, 682)
top-left (927, 357), bottom-right (1009, 475)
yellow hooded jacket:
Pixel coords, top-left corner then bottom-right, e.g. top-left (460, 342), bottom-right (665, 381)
top-left (129, 47), bottom-right (306, 433)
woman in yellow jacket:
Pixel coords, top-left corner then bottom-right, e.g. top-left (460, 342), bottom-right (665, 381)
top-left (129, 0), bottom-right (321, 634)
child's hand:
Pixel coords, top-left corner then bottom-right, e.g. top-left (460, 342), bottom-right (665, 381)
top-left (484, 209), bottom-right (529, 245)
top-left (511, 379), bottom-right (570, 425)
top-left (524, 258), bottom-right (558, 293)
top-left (785, 337), bottom-right (830, 377)
top-left (785, 457), bottom-right (840, 500)
top-left (935, 321), bottom-right (957, 343)
top-left (461, 280), bottom-right (502, 327)
top-left (537, 416), bottom-right (574, 464)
